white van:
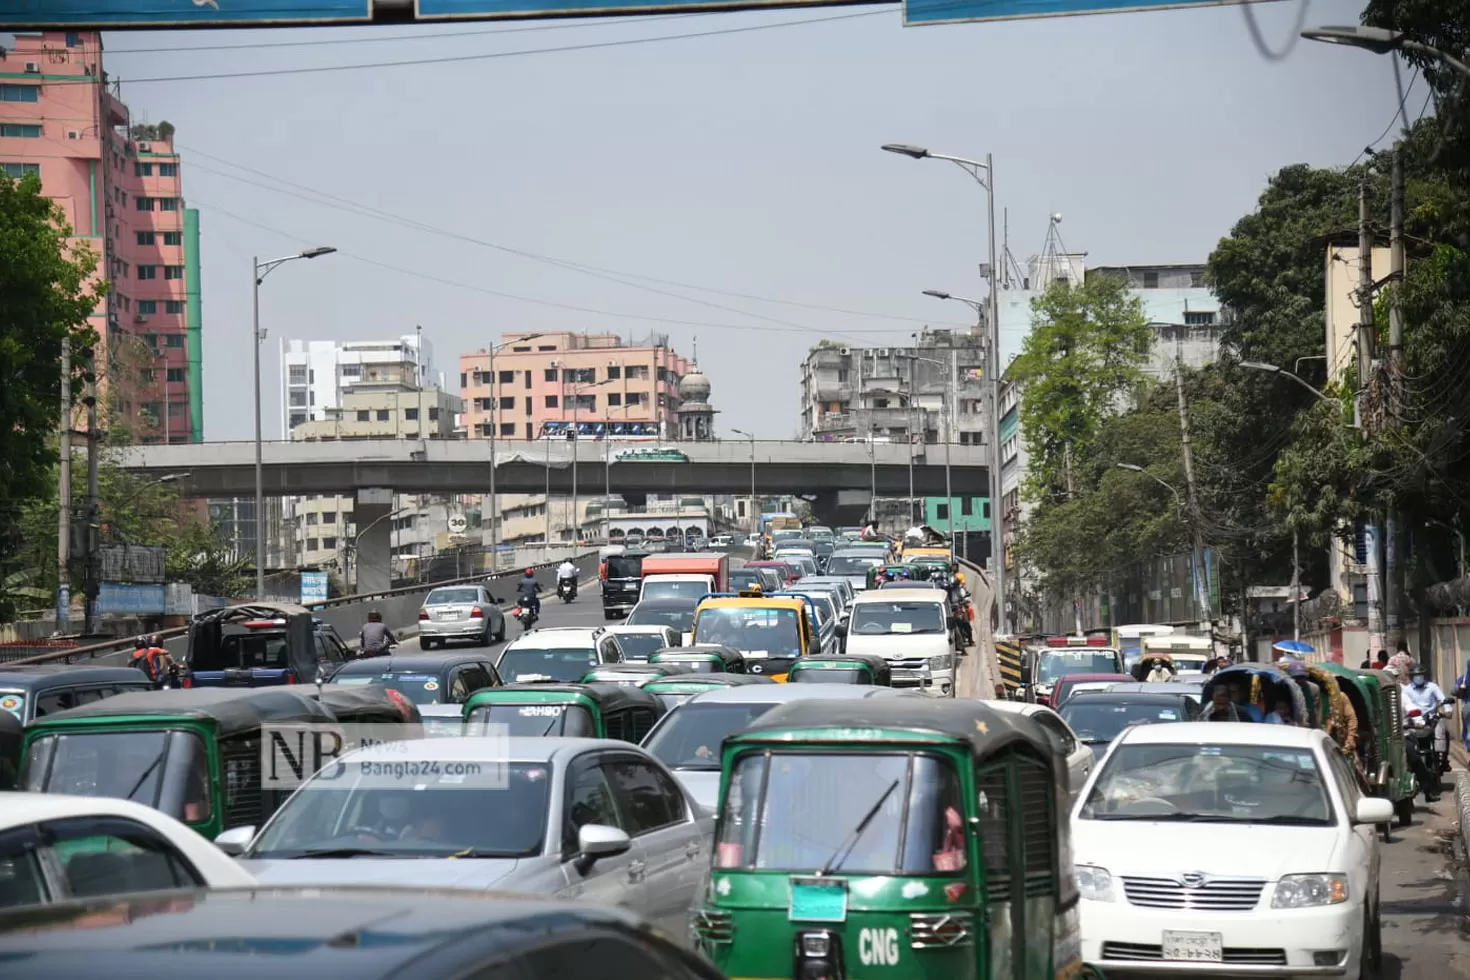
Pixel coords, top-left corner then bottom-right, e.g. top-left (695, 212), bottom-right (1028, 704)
top-left (842, 590), bottom-right (955, 696)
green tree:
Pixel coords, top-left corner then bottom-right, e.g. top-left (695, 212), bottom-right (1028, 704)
top-left (0, 174), bottom-right (105, 620)
top-left (1009, 274), bottom-right (1152, 503)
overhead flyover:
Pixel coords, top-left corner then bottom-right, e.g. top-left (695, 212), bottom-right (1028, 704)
top-left (113, 439), bottom-right (989, 504)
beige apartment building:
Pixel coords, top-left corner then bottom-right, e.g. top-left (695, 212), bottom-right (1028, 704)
top-left (290, 357), bottom-right (464, 578)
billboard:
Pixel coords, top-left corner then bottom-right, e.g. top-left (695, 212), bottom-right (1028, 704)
top-left (903, 0), bottom-right (1282, 26)
top-left (301, 571), bottom-right (329, 605)
top-left (97, 583), bottom-right (167, 615)
top-left (99, 545), bottom-right (166, 584)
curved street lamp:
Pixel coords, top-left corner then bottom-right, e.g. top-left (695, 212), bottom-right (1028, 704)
top-left (1301, 25), bottom-right (1470, 79)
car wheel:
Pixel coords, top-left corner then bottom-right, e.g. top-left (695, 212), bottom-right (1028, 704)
top-left (421, 637), bottom-right (436, 651)
top-left (1360, 901), bottom-right (1382, 979)
top-left (494, 617), bottom-right (506, 642)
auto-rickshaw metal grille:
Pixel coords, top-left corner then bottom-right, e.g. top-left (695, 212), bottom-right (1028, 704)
top-left (1018, 758), bottom-right (1056, 898)
top-left (220, 734), bottom-right (262, 830)
top-left (1385, 685), bottom-right (1403, 738)
top-left (692, 909), bottom-right (734, 943)
top-left (910, 912), bottom-right (974, 948)
top-left (975, 764), bottom-right (1011, 901)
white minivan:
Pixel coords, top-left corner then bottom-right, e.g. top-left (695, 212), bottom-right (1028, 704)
top-left (842, 590), bottom-right (955, 695)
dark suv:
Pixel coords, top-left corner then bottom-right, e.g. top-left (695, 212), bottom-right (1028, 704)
top-left (601, 551), bottom-right (648, 620)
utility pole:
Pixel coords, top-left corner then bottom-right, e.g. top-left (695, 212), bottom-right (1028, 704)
top-left (1291, 527), bottom-right (1301, 642)
top-left (56, 342), bottom-right (71, 633)
top-left (82, 343), bottom-right (100, 635)
top-left (1385, 144), bottom-right (1407, 651)
top-left (1358, 175), bottom-right (1385, 652)
top-left (487, 343), bottom-right (498, 572)
top-left (1174, 355), bottom-right (1211, 629)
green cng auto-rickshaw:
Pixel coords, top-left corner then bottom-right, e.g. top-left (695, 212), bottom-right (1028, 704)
top-left (579, 663), bottom-right (694, 687)
top-left (695, 697), bottom-right (1084, 980)
top-left (647, 645), bottom-right (746, 674)
top-left (461, 682), bottom-right (664, 742)
top-left (641, 673), bottom-right (776, 710)
top-left (0, 709), bottom-right (20, 790)
top-left (1326, 665), bottom-right (1415, 827)
top-left (786, 653), bottom-right (893, 686)
top-left (19, 687), bottom-right (339, 840)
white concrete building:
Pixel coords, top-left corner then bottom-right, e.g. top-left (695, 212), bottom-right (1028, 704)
top-left (279, 334), bottom-right (439, 438)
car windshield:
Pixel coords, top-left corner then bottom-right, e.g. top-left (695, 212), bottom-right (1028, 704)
top-left (641, 580), bottom-right (711, 600)
top-left (826, 555), bottom-right (885, 576)
top-left (331, 672), bottom-right (446, 704)
top-left (612, 632), bottom-right (668, 661)
top-left (1078, 742), bottom-right (1334, 825)
top-left (1060, 700), bottom-right (1186, 744)
top-left (496, 648), bottom-right (599, 683)
top-left (694, 607), bottom-right (802, 657)
top-left (645, 703), bottom-right (777, 770)
top-left (466, 702), bottom-right (597, 737)
top-left (716, 752), bottom-right (966, 874)
top-left (249, 761), bottom-right (551, 858)
top-left (850, 601), bottom-right (945, 635)
top-left (1038, 652), bottom-right (1121, 682)
top-left (729, 571), bottom-right (763, 591)
top-left (627, 605), bottom-right (696, 632)
top-left (605, 556), bottom-right (643, 579)
top-left (426, 588), bottom-right (480, 605)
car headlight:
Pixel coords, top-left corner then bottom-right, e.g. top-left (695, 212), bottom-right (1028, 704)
top-left (1271, 874), bottom-right (1348, 908)
top-left (1075, 865), bottom-right (1115, 902)
top-left (929, 654), bottom-right (953, 670)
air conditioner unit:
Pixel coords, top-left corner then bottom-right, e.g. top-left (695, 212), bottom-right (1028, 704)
top-left (137, 141), bottom-right (151, 152)
top-left (134, 314), bottom-right (149, 324)
top-left (838, 347), bottom-right (851, 356)
top-left (67, 130), bottom-right (81, 140)
top-left (24, 62), bottom-right (40, 73)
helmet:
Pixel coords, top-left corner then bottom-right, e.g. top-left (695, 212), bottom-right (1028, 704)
top-left (367, 609), bottom-right (382, 622)
top-left (135, 636), bottom-right (148, 649)
top-left (524, 568), bottom-right (535, 578)
top-left (149, 634), bottom-right (162, 646)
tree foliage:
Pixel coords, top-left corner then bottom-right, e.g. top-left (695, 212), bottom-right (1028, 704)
top-left (0, 174), bottom-right (105, 620)
top-left (1009, 274), bottom-right (1152, 504)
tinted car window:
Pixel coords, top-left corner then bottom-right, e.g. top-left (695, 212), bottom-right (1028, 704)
top-left (644, 703), bottom-right (776, 770)
top-left (563, 759), bottom-right (622, 851)
top-left (605, 556), bottom-right (643, 579)
top-left (426, 588), bottom-right (481, 604)
top-left (49, 817), bottom-right (202, 898)
top-left (614, 632), bottom-right (669, 660)
top-left (604, 757), bottom-right (685, 835)
top-left (520, 934), bottom-right (682, 980)
top-left (0, 830), bottom-right (48, 908)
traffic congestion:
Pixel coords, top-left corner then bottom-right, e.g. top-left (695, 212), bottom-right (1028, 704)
top-left (0, 522), bottom-right (1459, 979)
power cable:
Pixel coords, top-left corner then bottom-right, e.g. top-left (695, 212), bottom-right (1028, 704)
top-left (1238, 0), bottom-right (1311, 62)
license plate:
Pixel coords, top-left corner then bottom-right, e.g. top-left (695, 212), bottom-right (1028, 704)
top-left (1161, 931), bottom-right (1222, 962)
top-left (436, 610), bottom-right (458, 619)
top-left (789, 877), bottom-right (847, 922)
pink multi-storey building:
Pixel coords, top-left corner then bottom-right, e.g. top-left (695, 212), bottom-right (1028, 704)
top-left (0, 31), bottom-right (202, 443)
top-left (460, 332), bottom-right (694, 442)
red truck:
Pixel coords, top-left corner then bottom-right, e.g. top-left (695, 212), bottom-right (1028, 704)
top-left (639, 553), bottom-right (730, 602)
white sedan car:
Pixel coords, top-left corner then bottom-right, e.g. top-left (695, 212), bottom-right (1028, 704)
top-left (1072, 722), bottom-right (1389, 979)
top-left (0, 792), bottom-right (256, 907)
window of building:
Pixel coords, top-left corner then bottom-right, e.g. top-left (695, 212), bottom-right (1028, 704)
top-left (376, 409), bottom-right (390, 421)
top-left (157, 197), bottom-right (179, 212)
top-left (165, 334), bottom-right (183, 348)
top-left (158, 163), bottom-right (178, 177)
top-left (288, 364), bottom-right (307, 383)
top-left (625, 392), bottom-right (647, 406)
top-left (306, 538), bottom-right (319, 551)
top-left (1142, 270), bottom-right (1159, 288)
top-left (135, 162), bottom-right (154, 177)
top-left (163, 231), bottom-right (182, 246)
top-left (164, 265), bottom-right (184, 280)
top-left (305, 513), bottom-right (318, 526)
top-left (428, 408), bottom-right (439, 421)
top-left (0, 162), bottom-right (39, 179)
top-left (136, 265), bottom-right (157, 280)
top-left (574, 395), bottom-right (596, 412)
top-left (607, 393), bottom-right (621, 406)
top-left (570, 368), bottom-right (595, 384)
top-left (136, 300), bottom-right (156, 315)
top-left (606, 365), bottom-right (621, 380)
top-left (524, 372), bottom-right (531, 389)
top-left (321, 536), bottom-right (337, 550)
top-left (0, 123), bottom-right (41, 137)
top-left (1183, 311), bottom-right (1216, 326)
top-left (135, 197), bottom-right (154, 211)
top-left (356, 410), bottom-right (370, 422)
top-left (135, 231), bottom-right (156, 246)
top-left (500, 422), bottom-right (516, 436)
top-left (499, 396), bottom-right (514, 410)
top-left (404, 407), bottom-right (419, 420)
top-left (544, 368), bottom-right (558, 382)
top-left (165, 300), bottom-right (184, 315)
top-left (542, 395), bottom-right (558, 408)
top-left (459, 372), bottom-right (467, 389)
top-left (140, 368), bottom-right (157, 384)
top-left (498, 370), bottom-right (514, 384)
top-left (168, 402), bottom-right (185, 417)
top-left (0, 85), bottom-right (40, 103)
top-left (626, 365), bottom-right (650, 381)
top-left (288, 390), bottom-right (307, 407)
top-left (144, 333), bottom-right (159, 351)
top-left (167, 368), bottom-right (185, 383)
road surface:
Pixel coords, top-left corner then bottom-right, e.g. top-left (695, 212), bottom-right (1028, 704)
top-left (390, 574), bottom-right (612, 657)
top-left (1378, 789), bottom-right (1470, 979)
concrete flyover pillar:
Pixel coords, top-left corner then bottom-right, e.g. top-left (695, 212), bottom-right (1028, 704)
top-left (355, 488), bottom-right (393, 595)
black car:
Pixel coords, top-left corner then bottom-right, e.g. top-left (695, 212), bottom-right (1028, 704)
top-left (327, 653), bottom-right (500, 706)
top-left (0, 887), bottom-right (730, 980)
top-left (1058, 690), bottom-right (1200, 751)
top-left (601, 550), bottom-right (648, 620)
top-left (625, 597), bottom-right (700, 638)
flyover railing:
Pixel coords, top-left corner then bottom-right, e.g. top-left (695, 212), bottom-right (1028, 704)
top-left (3, 551), bottom-right (601, 668)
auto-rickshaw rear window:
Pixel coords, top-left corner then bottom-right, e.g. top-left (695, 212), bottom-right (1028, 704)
top-left (717, 751), bottom-right (966, 874)
top-left (24, 730), bottom-right (210, 817)
top-left (193, 630), bottom-right (288, 671)
top-left (465, 703), bottom-right (596, 737)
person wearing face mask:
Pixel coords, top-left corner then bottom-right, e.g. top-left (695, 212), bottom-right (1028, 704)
top-left (1404, 665), bottom-right (1449, 781)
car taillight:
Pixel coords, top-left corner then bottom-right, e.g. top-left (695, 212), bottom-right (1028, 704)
top-left (470, 606), bottom-right (484, 618)
top-left (182, 675), bottom-right (193, 688)
top-left (419, 610), bottom-right (429, 620)
top-left (287, 674), bottom-right (297, 684)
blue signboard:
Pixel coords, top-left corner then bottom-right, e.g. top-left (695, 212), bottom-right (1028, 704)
top-left (301, 571), bottom-right (329, 605)
top-left (904, 0), bottom-right (1280, 26)
top-left (1, 0), bottom-right (372, 27)
top-left (97, 584), bottom-right (167, 615)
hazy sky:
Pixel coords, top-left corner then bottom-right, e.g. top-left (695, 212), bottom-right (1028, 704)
top-left (97, 0), bottom-right (1410, 441)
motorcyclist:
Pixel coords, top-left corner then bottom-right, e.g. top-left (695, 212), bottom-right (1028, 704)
top-left (359, 610), bottom-right (396, 657)
top-left (1403, 665), bottom-right (1448, 799)
top-left (145, 634), bottom-right (179, 688)
top-left (129, 636), bottom-right (152, 678)
top-left (556, 559), bottom-right (578, 598)
top-left (516, 569), bottom-right (542, 618)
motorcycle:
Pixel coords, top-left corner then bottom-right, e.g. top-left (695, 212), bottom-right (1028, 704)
top-left (557, 577), bottom-right (577, 603)
top-left (514, 597), bottom-right (539, 633)
top-left (1405, 705), bottom-right (1443, 801)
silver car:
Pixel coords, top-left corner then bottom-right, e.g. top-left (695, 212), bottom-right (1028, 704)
top-left (640, 683), bottom-right (919, 808)
top-left (603, 625), bottom-right (682, 662)
top-left (418, 585), bottom-right (506, 649)
top-left (220, 737), bottom-right (713, 944)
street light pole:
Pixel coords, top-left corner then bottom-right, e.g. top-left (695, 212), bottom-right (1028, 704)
top-left (733, 429), bottom-right (757, 535)
top-left (253, 246), bottom-right (335, 600)
top-left (890, 143), bottom-right (1004, 629)
top-left (1301, 25), bottom-right (1470, 80)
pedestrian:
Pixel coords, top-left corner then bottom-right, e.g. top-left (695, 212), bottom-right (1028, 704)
top-left (992, 682), bottom-right (1010, 701)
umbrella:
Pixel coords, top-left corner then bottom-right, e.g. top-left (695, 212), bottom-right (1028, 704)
top-left (1272, 640), bottom-right (1314, 657)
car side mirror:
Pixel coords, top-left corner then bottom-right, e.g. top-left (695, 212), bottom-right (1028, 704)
top-left (214, 826), bottom-right (256, 856)
top-left (1353, 798), bottom-right (1394, 826)
top-left (492, 595), bottom-right (504, 605)
top-left (575, 823), bottom-right (631, 873)
top-left (835, 622), bottom-right (848, 637)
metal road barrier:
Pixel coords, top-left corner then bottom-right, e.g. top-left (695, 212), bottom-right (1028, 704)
top-left (2, 552), bottom-right (602, 669)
